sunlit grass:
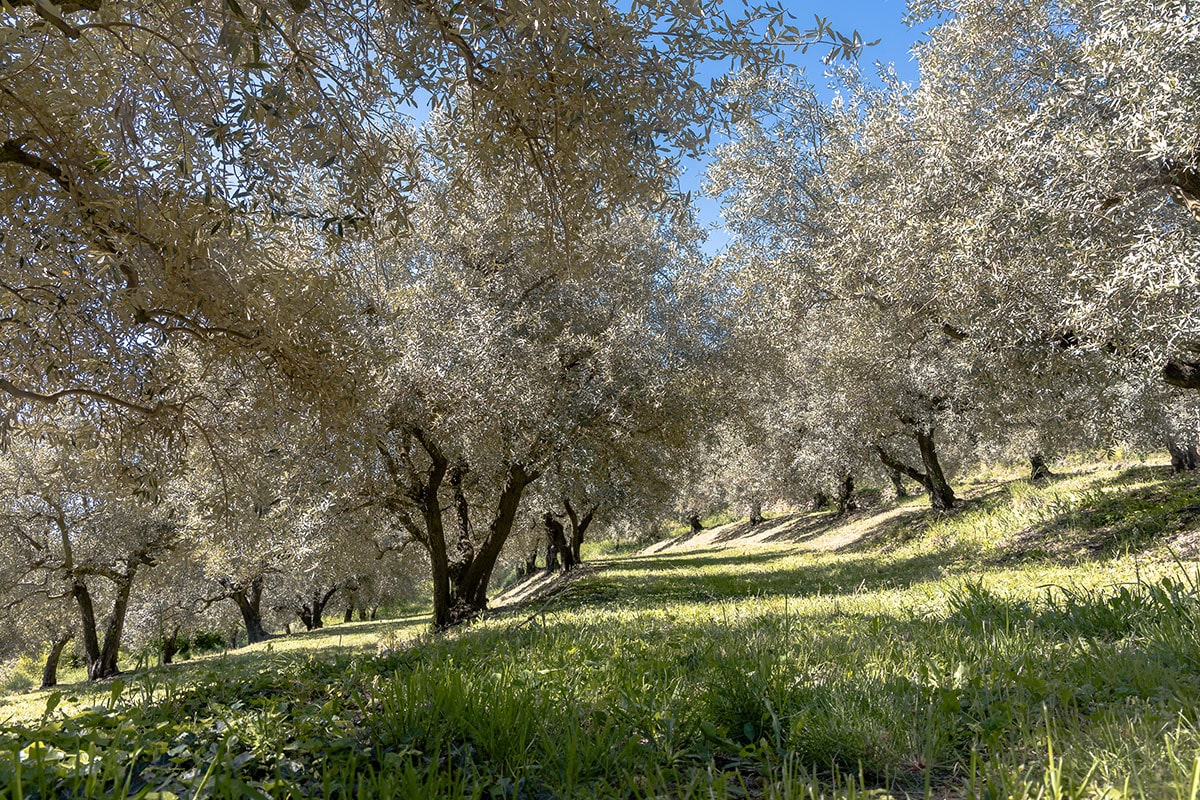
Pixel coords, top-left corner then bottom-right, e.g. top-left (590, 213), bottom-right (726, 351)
top-left (4, 461), bottom-right (1200, 797)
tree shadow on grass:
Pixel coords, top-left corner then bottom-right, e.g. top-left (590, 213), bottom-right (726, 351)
top-left (0, 613), bottom-right (434, 724)
top-left (512, 547), bottom-right (957, 615)
top-left (994, 466), bottom-right (1200, 563)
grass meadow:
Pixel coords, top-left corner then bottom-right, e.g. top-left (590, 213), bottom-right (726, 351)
top-left (5, 461), bottom-right (1200, 798)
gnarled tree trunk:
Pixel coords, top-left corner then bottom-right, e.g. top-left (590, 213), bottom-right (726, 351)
top-left (914, 428), bottom-right (956, 510)
top-left (42, 632), bottom-right (73, 689)
top-left (520, 544), bottom-right (538, 577)
top-left (835, 474), bottom-right (857, 516)
top-left (380, 430), bottom-right (540, 629)
top-left (72, 581), bottom-right (103, 679)
top-left (297, 585), bottom-right (339, 630)
top-left (231, 575), bottom-right (272, 645)
top-left (877, 431), bottom-right (957, 512)
top-left (94, 576), bottom-right (134, 679)
top-left (1167, 435), bottom-right (1200, 473)
top-left (452, 463), bottom-right (538, 621)
top-left (73, 575), bottom-right (134, 681)
top-left (563, 499), bottom-right (596, 564)
top-left (544, 512), bottom-right (575, 572)
top-left (749, 501), bottom-right (764, 526)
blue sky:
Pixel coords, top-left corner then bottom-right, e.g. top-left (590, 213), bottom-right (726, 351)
top-left (688, 0), bottom-right (925, 252)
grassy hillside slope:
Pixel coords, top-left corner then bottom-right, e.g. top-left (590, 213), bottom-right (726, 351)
top-left (5, 461), bottom-right (1200, 798)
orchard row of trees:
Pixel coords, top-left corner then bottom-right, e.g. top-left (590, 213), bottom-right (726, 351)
top-left (694, 0), bottom-right (1200, 516)
top-left (2, 0), bottom-right (1198, 683)
top-left (0, 0), bottom-right (835, 680)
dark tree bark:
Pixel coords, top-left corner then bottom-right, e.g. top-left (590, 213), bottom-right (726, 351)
top-left (342, 578), bottom-right (360, 624)
top-left (544, 512), bottom-right (575, 572)
top-left (380, 429), bottom-right (540, 629)
top-left (73, 572), bottom-right (136, 681)
top-left (688, 514), bottom-right (703, 534)
top-left (1165, 358), bottom-right (1200, 389)
top-left (408, 433), bottom-right (454, 628)
top-left (447, 465), bottom-right (476, 584)
top-left (877, 432), bottom-right (957, 512)
top-left (887, 467), bottom-right (908, 499)
top-left (93, 576), bottom-right (134, 679)
top-left (749, 501), bottom-right (764, 525)
top-left (161, 625), bottom-right (181, 665)
top-left (835, 474), bottom-right (857, 516)
top-left (41, 632), bottom-right (73, 689)
top-left (914, 428), bottom-right (956, 510)
top-left (563, 499), bottom-right (596, 564)
top-left (297, 585), bottom-right (340, 630)
top-left (71, 580), bottom-right (103, 678)
top-left (520, 545), bottom-right (539, 577)
top-left (1168, 435), bottom-right (1200, 473)
top-left (452, 463), bottom-right (537, 619)
top-left (811, 493), bottom-right (830, 511)
top-left (230, 576), bottom-right (272, 644)
top-left (1029, 453), bottom-right (1055, 481)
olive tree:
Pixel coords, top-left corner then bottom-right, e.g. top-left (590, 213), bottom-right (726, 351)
top-left (0, 0), bottom-right (863, 441)
top-left (345, 112), bottom-right (723, 626)
top-left (0, 433), bottom-right (176, 680)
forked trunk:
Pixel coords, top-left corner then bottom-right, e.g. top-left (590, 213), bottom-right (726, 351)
top-left (564, 500), bottom-right (596, 564)
top-left (876, 434), bottom-right (956, 512)
top-left (450, 464), bottom-right (537, 623)
top-left (749, 501), bottom-right (764, 526)
top-left (544, 513), bottom-right (575, 572)
top-left (73, 577), bottom-right (131, 681)
top-left (298, 585), bottom-right (340, 630)
top-left (232, 576), bottom-right (272, 644)
top-left (41, 632), bottom-right (73, 689)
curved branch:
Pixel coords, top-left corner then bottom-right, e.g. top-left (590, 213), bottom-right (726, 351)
top-left (0, 377), bottom-right (182, 417)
